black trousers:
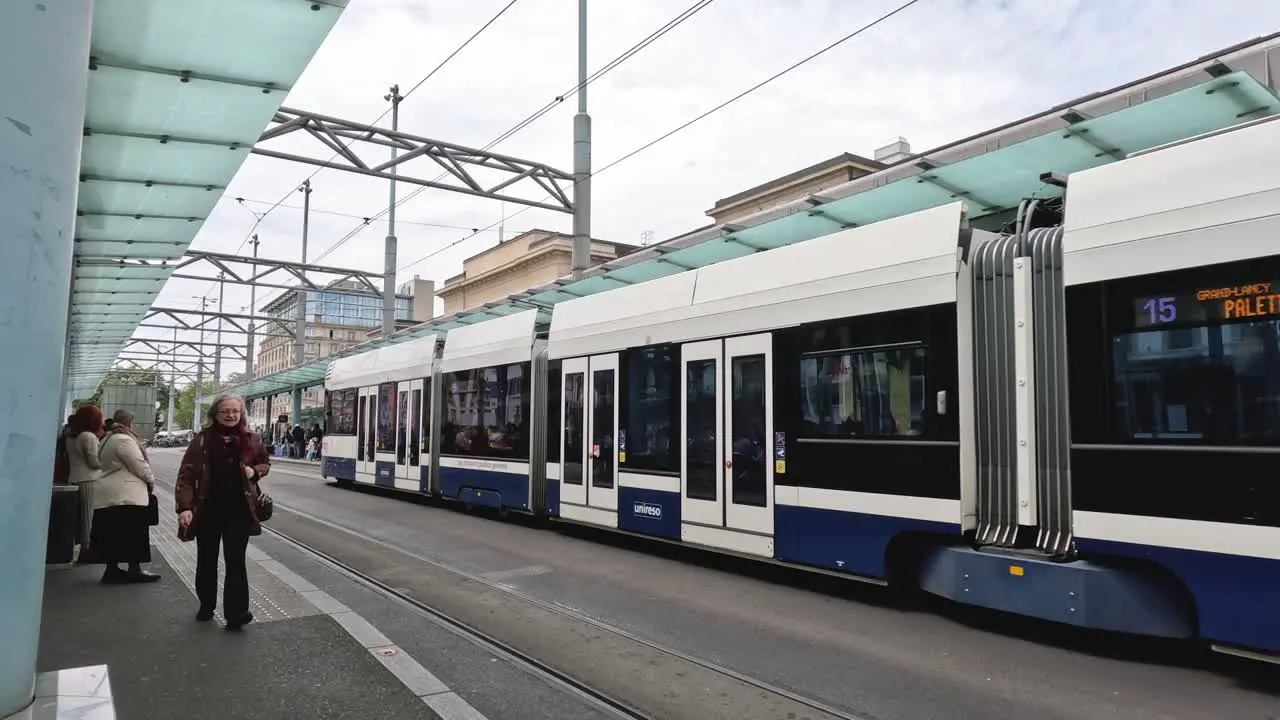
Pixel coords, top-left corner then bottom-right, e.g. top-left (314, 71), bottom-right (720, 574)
top-left (195, 522), bottom-right (250, 618)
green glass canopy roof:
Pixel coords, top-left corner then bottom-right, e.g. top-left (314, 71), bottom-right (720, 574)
top-left (65, 0), bottom-right (348, 399)
top-left (222, 38), bottom-right (1280, 401)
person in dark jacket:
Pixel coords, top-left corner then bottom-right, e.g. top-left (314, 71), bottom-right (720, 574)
top-left (175, 393), bottom-right (271, 630)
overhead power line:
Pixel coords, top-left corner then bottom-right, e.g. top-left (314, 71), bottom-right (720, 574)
top-left (312, 0), bottom-right (719, 265)
top-left (193, 0), bottom-right (524, 299)
top-left (395, 0), bottom-right (923, 277)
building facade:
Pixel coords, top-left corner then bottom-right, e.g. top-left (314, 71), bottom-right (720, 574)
top-left (249, 277), bottom-right (435, 429)
top-left (437, 230), bottom-right (640, 315)
top-left (705, 151), bottom-right (887, 226)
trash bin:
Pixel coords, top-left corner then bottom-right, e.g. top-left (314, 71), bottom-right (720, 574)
top-left (47, 485), bottom-right (80, 565)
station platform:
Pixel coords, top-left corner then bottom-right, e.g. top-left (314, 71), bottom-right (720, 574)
top-left (26, 481), bottom-right (609, 720)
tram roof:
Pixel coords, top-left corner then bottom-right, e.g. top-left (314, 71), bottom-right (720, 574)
top-left (224, 33), bottom-right (1280, 402)
top-left (64, 0), bottom-right (348, 400)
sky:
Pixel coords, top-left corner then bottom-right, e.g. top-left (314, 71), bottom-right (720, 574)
top-left (148, 0), bottom-right (1280, 383)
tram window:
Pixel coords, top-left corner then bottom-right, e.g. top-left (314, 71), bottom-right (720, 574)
top-left (396, 390), bottom-right (408, 462)
top-left (376, 382), bottom-right (397, 452)
top-left (546, 368), bottom-right (562, 463)
top-left (326, 389), bottom-right (356, 435)
top-left (440, 364), bottom-right (530, 460)
top-left (410, 388), bottom-right (422, 465)
top-left (357, 394), bottom-right (367, 459)
top-left (420, 378), bottom-right (432, 454)
top-left (592, 369), bottom-right (615, 489)
top-left (797, 346), bottom-right (927, 438)
top-left (731, 355), bottom-right (768, 508)
top-left (1111, 320), bottom-right (1280, 443)
top-left (620, 345), bottom-right (679, 473)
top-left (563, 371), bottom-right (584, 485)
top-left (685, 359), bottom-right (717, 501)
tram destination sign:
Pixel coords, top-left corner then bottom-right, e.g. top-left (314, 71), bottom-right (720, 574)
top-left (1134, 281), bottom-right (1280, 329)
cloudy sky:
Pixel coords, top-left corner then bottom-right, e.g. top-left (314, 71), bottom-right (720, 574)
top-left (152, 0), bottom-right (1280, 382)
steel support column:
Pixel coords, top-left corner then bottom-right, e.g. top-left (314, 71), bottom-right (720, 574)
top-left (571, 0), bottom-right (592, 281)
top-left (0, 2), bottom-right (93, 715)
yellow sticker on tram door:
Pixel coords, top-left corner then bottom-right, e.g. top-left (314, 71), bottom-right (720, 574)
top-left (1008, 565), bottom-right (1024, 577)
top-left (774, 460), bottom-right (786, 474)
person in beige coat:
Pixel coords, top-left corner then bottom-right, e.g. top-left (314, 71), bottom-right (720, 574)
top-left (92, 410), bottom-right (160, 584)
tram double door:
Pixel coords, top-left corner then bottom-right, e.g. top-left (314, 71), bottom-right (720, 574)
top-left (393, 379), bottom-right (426, 490)
top-left (559, 354), bottom-right (619, 520)
top-left (680, 334), bottom-right (775, 557)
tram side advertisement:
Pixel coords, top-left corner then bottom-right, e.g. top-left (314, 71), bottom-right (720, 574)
top-left (1134, 281), bottom-right (1280, 328)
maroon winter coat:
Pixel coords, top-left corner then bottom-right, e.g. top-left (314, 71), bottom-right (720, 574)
top-left (175, 427), bottom-right (271, 536)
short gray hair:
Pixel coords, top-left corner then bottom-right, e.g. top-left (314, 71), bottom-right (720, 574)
top-left (112, 409), bottom-right (134, 426)
top-left (204, 393), bottom-right (248, 430)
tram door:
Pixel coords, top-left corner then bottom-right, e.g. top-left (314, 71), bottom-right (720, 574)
top-left (679, 334), bottom-right (775, 555)
top-left (356, 385), bottom-right (377, 480)
top-left (395, 380), bottom-right (424, 487)
top-left (558, 354), bottom-right (618, 517)
top-left (586, 353), bottom-right (619, 513)
top-left (559, 360), bottom-right (588, 508)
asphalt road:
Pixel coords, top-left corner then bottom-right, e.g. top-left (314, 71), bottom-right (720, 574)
top-left (149, 449), bottom-right (1280, 720)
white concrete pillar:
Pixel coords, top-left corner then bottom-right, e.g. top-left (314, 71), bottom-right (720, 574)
top-left (0, 1), bottom-right (94, 715)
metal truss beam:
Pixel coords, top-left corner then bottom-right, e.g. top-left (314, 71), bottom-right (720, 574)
top-left (255, 107), bottom-right (575, 214)
top-left (167, 250), bottom-right (387, 297)
top-left (111, 358), bottom-right (204, 377)
top-left (121, 338), bottom-right (247, 361)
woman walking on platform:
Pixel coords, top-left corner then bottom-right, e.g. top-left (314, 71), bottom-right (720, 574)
top-left (93, 409), bottom-right (160, 584)
top-left (66, 405), bottom-right (104, 562)
top-left (175, 393), bottom-right (272, 630)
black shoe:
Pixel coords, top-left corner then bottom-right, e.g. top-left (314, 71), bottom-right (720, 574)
top-left (225, 612), bottom-right (254, 631)
top-left (100, 566), bottom-right (128, 585)
top-left (195, 608), bottom-right (215, 622)
top-left (124, 570), bottom-right (161, 583)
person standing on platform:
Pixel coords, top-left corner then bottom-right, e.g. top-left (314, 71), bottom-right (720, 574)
top-left (93, 409), bottom-right (160, 584)
top-left (175, 393), bottom-right (271, 630)
top-left (66, 405), bottom-right (104, 563)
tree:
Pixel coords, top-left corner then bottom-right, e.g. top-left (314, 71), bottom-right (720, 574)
top-left (172, 380), bottom-right (216, 431)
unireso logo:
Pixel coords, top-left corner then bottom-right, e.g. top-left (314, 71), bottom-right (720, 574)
top-left (633, 501), bottom-right (662, 519)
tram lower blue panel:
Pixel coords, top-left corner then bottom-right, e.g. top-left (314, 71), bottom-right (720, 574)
top-left (419, 465), bottom-right (431, 495)
top-left (1076, 537), bottom-right (1280, 654)
top-left (617, 487), bottom-right (680, 540)
top-left (774, 505), bottom-right (957, 578)
top-left (323, 456), bottom-right (356, 481)
top-left (544, 479), bottom-right (561, 517)
top-left (918, 545), bottom-right (1196, 638)
top-left (439, 467), bottom-right (529, 511)
top-left (374, 461), bottom-right (396, 488)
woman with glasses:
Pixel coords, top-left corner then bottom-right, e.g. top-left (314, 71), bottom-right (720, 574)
top-left (175, 393), bottom-right (271, 630)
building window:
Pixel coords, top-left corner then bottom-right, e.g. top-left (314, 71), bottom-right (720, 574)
top-left (798, 346), bottom-right (927, 438)
top-left (440, 363), bottom-right (529, 460)
top-left (619, 344), bottom-right (679, 473)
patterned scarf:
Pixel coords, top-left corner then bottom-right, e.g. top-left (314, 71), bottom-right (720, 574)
top-left (108, 426), bottom-right (149, 463)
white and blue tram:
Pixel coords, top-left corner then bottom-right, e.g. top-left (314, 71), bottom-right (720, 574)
top-left (322, 115), bottom-right (1280, 660)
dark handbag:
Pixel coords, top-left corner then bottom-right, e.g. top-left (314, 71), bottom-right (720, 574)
top-left (255, 488), bottom-right (274, 523)
top-left (147, 492), bottom-right (160, 526)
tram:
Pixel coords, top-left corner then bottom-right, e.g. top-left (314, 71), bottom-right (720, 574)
top-left (321, 113), bottom-right (1280, 661)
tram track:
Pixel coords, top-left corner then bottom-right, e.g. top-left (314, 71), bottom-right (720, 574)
top-left (262, 501), bottom-right (874, 720)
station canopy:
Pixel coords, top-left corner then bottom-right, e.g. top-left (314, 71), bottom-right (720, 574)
top-left (224, 38), bottom-right (1280, 401)
top-left (64, 0), bottom-right (347, 400)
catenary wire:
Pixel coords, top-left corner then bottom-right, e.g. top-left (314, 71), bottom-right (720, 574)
top-left (310, 0), bottom-right (719, 265)
top-left (192, 0), bottom-right (525, 299)
top-left (391, 0), bottom-right (921, 274)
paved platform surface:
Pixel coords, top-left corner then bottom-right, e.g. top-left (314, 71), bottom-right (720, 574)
top-left (35, 479), bottom-right (613, 720)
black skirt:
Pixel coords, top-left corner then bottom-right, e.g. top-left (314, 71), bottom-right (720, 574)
top-left (90, 505), bottom-right (152, 565)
